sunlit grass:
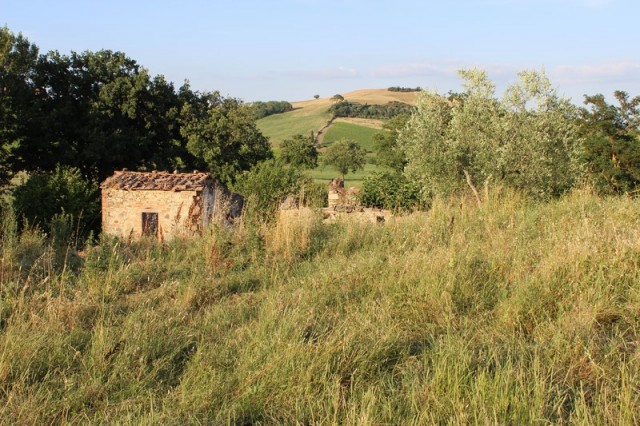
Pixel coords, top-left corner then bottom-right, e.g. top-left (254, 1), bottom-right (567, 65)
top-left (1, 189), bottom-right (639, 423)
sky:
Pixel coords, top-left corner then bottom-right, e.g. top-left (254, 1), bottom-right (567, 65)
top-left (2, 0), bottom-right (639, 103)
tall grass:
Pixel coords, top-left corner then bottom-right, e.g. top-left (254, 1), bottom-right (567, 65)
top-left (0, 189), bottom-right (638, 424)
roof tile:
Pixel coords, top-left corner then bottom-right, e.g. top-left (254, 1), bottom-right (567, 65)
top-left (100, 171), bottom-right (215, 192)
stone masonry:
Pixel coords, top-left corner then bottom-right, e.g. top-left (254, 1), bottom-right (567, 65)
top-left (100, 170), bottom-right (241, 240)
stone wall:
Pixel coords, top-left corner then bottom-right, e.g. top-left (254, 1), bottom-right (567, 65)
top-left (102, 188), bottom-right (211, 240)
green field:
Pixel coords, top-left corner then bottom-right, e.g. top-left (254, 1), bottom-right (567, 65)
top-left (257, 107), bottom-right (332, 149)
top-left (306, 163), bottom-right (388, 188)
top-left (321, 121), bottom-right (379, 152)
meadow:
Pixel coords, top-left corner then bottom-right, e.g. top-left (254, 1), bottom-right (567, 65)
top-left (0, 188), bottom-right (638, 424)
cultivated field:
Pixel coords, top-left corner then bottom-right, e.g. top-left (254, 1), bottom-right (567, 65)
top-left (257, 88), bottom-right (419, 148)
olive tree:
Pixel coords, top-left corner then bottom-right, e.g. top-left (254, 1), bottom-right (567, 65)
top-left (400, 68), bottom-right (582, 201)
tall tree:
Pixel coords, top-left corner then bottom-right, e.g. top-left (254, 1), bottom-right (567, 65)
top-left (322, 138), bottom-right (366, 178)
top-left (580, 91), bottom-right (640, 194)
top-left (180, 92), bottom-right (272, 184)
top-left (401, 69), bottom-right (582, 200)
top-left (0, 26), bottom-right (39, 185)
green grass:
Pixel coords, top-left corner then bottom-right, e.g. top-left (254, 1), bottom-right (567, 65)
top-left (314, 122), bottom-right (385, 187)
top-left (306, 163), bottom-right (389, 188)
top-left (322, 122), bottom-right (379, 153)
top-left (257, 108), bottom-right (332, 150)
top-left (1, 189), bottom-right (640, 423)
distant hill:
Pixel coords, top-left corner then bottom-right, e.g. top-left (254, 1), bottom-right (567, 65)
top-left (257, 89), bottom-right (420, 148)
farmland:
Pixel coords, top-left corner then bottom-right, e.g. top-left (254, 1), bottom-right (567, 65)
top-left (259, 89), bottom-right (416, 186)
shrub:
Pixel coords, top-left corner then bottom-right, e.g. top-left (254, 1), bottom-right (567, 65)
top-left (12, 165), bottom-right (99, 237)
top-left (358, 171), bottom-right (422, 211)
top-left (279, 134), bottom-right (318, 169)
top-left (234, 159), bottom-right (304, 220)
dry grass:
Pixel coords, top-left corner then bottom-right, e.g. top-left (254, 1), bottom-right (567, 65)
top-left (1, 189), bottom-right (639, 424)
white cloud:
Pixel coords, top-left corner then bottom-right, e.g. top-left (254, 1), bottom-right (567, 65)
top-left (369, 61), bottom-right (518, 80)
top-left (550, 60), bottom-right (640, 84)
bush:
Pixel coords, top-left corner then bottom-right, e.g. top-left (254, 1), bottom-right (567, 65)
top-left (358, 172), bottom-right (422, 211)
top-left (12, 165), bottom-right (99, 237)
top-left (234, 159), bottom-right (304, 220)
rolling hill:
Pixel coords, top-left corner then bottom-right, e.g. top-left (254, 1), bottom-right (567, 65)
top-left (257, 88), bottom-right (420, 148)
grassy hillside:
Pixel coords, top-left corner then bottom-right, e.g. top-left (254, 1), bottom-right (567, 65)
top-left (321, 122), bottom-right (378, 152)
top-left (1, 189), bottom-right (639, 423)
top-left (257, 106), bottom-right (332, 150)
top-left (257, 89), bottom-right (419, 148)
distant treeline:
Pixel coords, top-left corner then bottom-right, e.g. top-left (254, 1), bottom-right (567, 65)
top-left (251, 100), bottom-right (293, 119)
top-left (388, 86), bottom-right (422, 92)
top-left (329, 101), bottom-right (416, 119)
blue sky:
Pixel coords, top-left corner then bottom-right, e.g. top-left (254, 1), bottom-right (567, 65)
top-left (2, 0), bottom-right (639, 103)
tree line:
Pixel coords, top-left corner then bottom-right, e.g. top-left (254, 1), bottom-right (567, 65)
top-left (361, 69), bottom-right (640, 210)
top-left (2, 25), bottom-right (638, 229)
top-left (1, 26), bottom-right (272, 232)
top-left (250, 100), bottom-right (293, 119)
top-left (328, 100), bottom-right (415, 120)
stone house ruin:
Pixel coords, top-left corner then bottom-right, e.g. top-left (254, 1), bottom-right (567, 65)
top-left (100, 170), bottom-right (243, 240)
top-left (324, 177), bottom-right (392, 223)
top-left (327, 178), bottom-right (360, 211)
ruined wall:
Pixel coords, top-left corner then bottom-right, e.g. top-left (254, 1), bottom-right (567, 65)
top-left (102, 188), bottom-right (208, 240)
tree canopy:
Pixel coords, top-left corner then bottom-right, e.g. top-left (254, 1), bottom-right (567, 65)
top-left (580, 91), bottom-right (640, 195)
top-left (0, 26), bottom-right (272, 186)
top-left (322, 139), bottom-right (366, 178)
top-left (279, 133), bottom-right (318, 169)
top-left (400, 69), bottom-right (582, 200)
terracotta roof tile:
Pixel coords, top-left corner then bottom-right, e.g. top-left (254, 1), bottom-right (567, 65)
top-left (100, 170), bottom-right (215, 191)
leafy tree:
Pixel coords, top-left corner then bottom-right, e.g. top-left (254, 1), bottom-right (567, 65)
top-left (0, 26), bottom-right (39, 186)
top-left (180, 92), bottom-right (272, 185)
top-left (279, 134), bottom-right (318, 168)
top-left (233, 159), bottom-right (303, 220)
top-left (373, 114), bottom-right (409, 172)
top-left (322, 138), bottom-right (366, 178)
top-left (6, 46), bottom-right (194, 181)
top-left (580, 91), bottom-right (640, 194)
top-left (12, 165), bottom-right (99, 234)
top-left (313, 95), bottom-right (320, 100)
top-left (331, 94), bottom-right (344, 102)
top-left (401, 69), bottom-right (582, 200)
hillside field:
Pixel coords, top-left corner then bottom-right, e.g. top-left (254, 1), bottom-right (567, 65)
top-left (0, 189), bottom-right (639, 423)
top-left (257, 88), bottom-right (419, 148)
top-left (259, 89), bottom-right (415, 187)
